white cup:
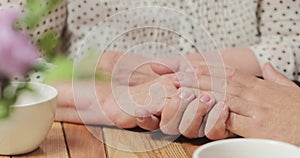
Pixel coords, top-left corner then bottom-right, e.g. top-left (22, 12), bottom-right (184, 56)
top-left (193, 138), bottom-right (300, 158)
top-left (0, 82), bottom-right (57, 155)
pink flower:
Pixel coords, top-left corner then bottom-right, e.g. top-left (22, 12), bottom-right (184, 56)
top-left (0, 8), bottom-right (39, 78)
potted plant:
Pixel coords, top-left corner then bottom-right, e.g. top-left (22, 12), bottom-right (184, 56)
top-left (0, 0), bottom-right (63, 155)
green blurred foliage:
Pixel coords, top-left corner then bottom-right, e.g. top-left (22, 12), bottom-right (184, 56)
top-left (21, 0), bottom-right (63, 29)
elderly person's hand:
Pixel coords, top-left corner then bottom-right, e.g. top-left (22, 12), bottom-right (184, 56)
top-left (98, 51), bottom-right (159, 86)
top-left (54, 74), bottom-right (177, 129)
top-left (175, 63), bottom-right (300, 145)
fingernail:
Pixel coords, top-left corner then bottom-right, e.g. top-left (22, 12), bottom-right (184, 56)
top-left (179, 89), bottom-right (190, 99)
top-left (200, 95), bottom-right (211, 103)
top-left (179, 89), bottom-right (195, 102)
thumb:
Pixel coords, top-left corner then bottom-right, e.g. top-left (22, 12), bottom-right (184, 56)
top-left (262, 63), bottom-right (297, 87)
top-left (151, 58), bottom-right (181, 75)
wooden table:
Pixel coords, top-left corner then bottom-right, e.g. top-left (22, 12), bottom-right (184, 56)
top-left (0, 122), bottom-right (211, 158)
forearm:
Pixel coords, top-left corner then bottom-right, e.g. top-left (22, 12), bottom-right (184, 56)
top-left (97, 51), bottom-right (123, 73)
top-left (186, 47), bottom-right (262, 76)
top-left (220, 47), bottom-right (262, 76)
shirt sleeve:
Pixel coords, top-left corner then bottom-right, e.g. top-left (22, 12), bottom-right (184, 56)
top-left (250, 0), bottom-right (300, 80)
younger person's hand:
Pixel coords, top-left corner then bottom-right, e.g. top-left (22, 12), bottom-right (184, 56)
top-left (174, 63), bottom-right (300, 145)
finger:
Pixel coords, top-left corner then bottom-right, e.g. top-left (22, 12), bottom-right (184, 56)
top-left (151, 56), bottom-right (193, 75)
top-left (263, 63), bottom-right (298, 87)
top-left (205, 102), bottom-right (232, 140)
top-left (151, 58), bottom-right (180, 75)
top-left (98, 51), bottom-right (121, 73)
top-left (193, 65), bottom-right (258, 87)
top-left (129, 65), bottom-right (159, 86)
top-left (160, 88), bottom-right (196, 135)
top-left (172, 72), bottom-right (212, 90)
top-left (172, 71), bottom-right (206, 89)
top-left (179, 94), bottom-right (216, 138)
top-left (226, 112), bottom-right (254, 138)
top-left (173, 72), bottom-right (246, 98)
top-left (225, 95), bottom-right (255, 117)
top-left (135, 108), bottom-right (160, 131)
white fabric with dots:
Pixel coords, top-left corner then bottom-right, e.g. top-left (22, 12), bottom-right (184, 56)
top-left (1, 0), bottom-right (300, 80)
top-left (65, 0), bottom-right (260, 58)
top-left (65, 0), bottom-right (300, 80)
top-left (250, 0), bottom-right (300, 80)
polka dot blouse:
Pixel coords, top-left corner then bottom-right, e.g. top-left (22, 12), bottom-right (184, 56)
top-left (0, 0), bottom-right (66, 82)
top-left (1, 0), bottom-right (300, 80)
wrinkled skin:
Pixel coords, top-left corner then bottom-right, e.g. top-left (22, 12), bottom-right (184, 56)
top-left (54, 52), bottom-right (200, 129)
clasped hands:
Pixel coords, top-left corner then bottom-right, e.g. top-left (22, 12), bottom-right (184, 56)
top-left (134, 56), bottom-right (300, 145)
top-left (55, 52), bottom-right (300, 145)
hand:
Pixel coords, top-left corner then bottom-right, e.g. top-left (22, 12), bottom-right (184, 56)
top-left (151, 47), bottom-right (261, 76)
top-left (53, 80), bottom-right (114, 126)
top-left (54, 75), bottom-right (177, 129)
top-left (176, 63), bottom-right (300, 145)
top-left (159, 89), bottom-right (216, 138)
top-left (98, 51), bottom-right (159, 86)
top-left (135, 83), bottom-right (217, 138)
top-left (150, 53), bottom-right (204, 75)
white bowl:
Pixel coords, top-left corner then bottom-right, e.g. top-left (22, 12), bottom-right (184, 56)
top-left (0, 82), bottom-right (57, 155)
top-left (193, 138), bottom-right (300, 158)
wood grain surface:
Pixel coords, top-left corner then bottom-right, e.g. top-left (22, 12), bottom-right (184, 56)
top-left (0, 123), bottom-right (205, 158)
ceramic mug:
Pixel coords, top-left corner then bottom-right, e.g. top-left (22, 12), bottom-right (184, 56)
top-left (0, 82), bottom-right (57, 155)
top-left (193, 138), bottom-right (300, 158)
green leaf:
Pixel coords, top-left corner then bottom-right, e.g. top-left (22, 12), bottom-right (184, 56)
top-left (37, 31), bottom-right (61, 61)
top-left (0, 100), bottom-right (13, 119)
top-left (0, 0), bottom-right (67, 119)
top-left (21, 0), bottom-right (64, 29)
top-left (22, 0), bottom-right (46, 29)
top-left (44, 52), bottom-right (111, 83)
top-left (44, 56), bottom-right (74, 83)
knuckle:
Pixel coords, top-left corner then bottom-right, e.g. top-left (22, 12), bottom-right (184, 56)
top-left (226, 67), bottom-right (238, 80)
